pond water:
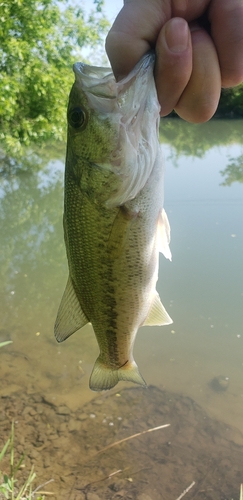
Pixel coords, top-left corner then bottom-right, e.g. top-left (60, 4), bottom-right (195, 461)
top-left (0, 119), bottom-right (243, 499)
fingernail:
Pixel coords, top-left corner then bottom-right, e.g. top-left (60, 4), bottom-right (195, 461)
top-left (165, 18), bottom-right (189, 53)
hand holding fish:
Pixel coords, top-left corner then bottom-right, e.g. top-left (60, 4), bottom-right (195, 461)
top-left (106, 0), bottom-right (243, 123)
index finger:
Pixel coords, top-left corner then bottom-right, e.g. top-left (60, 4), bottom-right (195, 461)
top-left (105, 1), bottom-right (170, 80)
top-left (209, 0), bottom-right (243, 87)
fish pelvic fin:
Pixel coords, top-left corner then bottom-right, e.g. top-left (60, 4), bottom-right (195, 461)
top-left (54, 275), bottom-right (89, 342)
top-left (89, 357), bottom-right (147, 392)
top-left (143, 292), bottom-right (173, 326)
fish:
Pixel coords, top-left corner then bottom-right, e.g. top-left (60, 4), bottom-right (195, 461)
top-left (54, 52), bottom-right (172, 391)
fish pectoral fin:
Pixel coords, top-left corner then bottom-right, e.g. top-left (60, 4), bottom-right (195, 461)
top-left (143, 293), bottom-right (173, 326)
top-left (89, 358), bottom-right (146, 391)
top-left (158, 209), bottom-right (172, 260)
top-left (54, 276), bottom-right (89, 342)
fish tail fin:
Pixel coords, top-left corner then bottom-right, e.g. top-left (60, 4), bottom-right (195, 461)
top-left (118, 360), bottom-right (147, 387)
top-left (89, 357), bottom-right (147, 392)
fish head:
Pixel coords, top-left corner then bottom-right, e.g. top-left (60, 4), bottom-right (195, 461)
top-left (66, 53), bottom-right (161, 207)
top-left (67, 64), bottom-right (118, 165)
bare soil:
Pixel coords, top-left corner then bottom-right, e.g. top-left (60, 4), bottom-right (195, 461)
top-left (1, 384), bottom-right (243, 500)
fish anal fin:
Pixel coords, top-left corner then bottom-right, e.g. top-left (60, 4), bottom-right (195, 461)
top-left (54, 276), bottom-right (89, 342)
top-left (158, 208), bottom-right (172, 261)
top-left (89, 357), bottom-right (146, 391)
top-left (143, 293), bottom-right (173, 326)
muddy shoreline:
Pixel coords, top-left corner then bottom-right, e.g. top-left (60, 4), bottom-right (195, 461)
top-left (1, 384), bottom-right (243, 500)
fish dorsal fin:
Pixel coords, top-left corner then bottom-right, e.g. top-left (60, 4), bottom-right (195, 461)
top-left (143, 293), bottom-right (173, 326)
top-left (54, 276), bottom-right (89, 342)
top-left (158, 208), bottom-right (172, 260)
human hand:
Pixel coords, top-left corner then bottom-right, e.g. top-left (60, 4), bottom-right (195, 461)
top-left (106, 0), bottom-right (243, 123)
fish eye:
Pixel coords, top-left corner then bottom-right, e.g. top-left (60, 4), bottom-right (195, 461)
top-left (68, 106), bottom-right (86, 129)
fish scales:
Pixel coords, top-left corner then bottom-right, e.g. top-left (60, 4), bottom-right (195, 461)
top-left (54, 52), bottom-right (172, 391)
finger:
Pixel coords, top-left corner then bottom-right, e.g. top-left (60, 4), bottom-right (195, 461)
top-left (105, 1), bottom-right (170, 80)
top-left (105, 0), bottom-right (212, 81)
top-left (175, 25), bottom-right (221, 123)
top-left (155, 18), bottom-right (192, 117)
top-left (209, 0), bottom-right (243, 87)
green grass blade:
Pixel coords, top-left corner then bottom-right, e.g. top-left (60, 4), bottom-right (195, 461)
top-left (0, 341), bottom-right (12, 348)
top-left (15, 467), bottom-right (36, 500)
top-left (13, 453), bottom-right (25, 475)
top-left (0, 439), bottom-right (10, 461)
top-left (10, 422), bottom-right (14, 477)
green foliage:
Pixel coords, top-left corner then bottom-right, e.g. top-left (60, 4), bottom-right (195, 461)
top-left (217, 85), bottom-right (243, 118)
top-left (0, 422), bottom-right (47, 499)
top-left (0, 0), bottom-right (109, 156)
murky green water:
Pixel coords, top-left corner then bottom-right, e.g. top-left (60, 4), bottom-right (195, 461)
top-left (1, 119), bottom-right (243, 499)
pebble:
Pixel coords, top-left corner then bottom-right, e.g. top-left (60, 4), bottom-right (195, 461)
top-left (28, 449), bottom-right (39, 460)
top-left (59, 422), bottom-right (68, 433)
top-left (23, 406), bottom-right (36, 416)
top-left (87, 493), bottom-right (101, 500)
top-left (0, 411), bottom-right (6, 421)
top-left (210, 375), bottom-right (230, 392)
top-left (56, 405), bottom-right (71, 415)
top-left (93, 398), bottom-right (103, 405)
top-left (68, 418), bottom-right (81, 432)
top-left (31, 394), bottom-right (42, 403)
top-left (42, 394), bottom-right (57, 406)
top-left (44, 456), bottom-right (51, 468)
top-left (137, 494), bottom-right (153, 500)
top-left (78, 412), bottom-right (88, 421)
top-left (0, 384), bottom-right (22, 397)
top-left (113, 490), bottom-right (126, 497)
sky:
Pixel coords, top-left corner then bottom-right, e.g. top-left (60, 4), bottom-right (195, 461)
top-left (101, 0), bottom-right (123, 21)
top-left (81, 0), bottom-right (123, 64)
top-left (85, 0), bottom-right (123, 22)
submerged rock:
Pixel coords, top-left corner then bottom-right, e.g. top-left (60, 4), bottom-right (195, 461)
top-left (210, 375), bottom-right (230, 392)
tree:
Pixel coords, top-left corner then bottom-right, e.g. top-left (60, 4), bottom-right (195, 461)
top-left (216, 85), bottom-right (243, 118)
top-left (0, 0), bottom-right (109, 156)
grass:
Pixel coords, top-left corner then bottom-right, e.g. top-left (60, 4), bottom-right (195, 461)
top-left (0, 422), bottom-right (46, 500)
top-left (0, 342), bottom-right (13, 349)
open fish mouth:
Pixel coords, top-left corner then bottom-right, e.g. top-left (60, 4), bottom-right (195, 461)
top-left (72, 53), bottom-right (160, 208)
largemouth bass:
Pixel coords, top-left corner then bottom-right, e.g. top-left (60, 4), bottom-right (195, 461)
top-left (54, 52), bottom-right (172, 391)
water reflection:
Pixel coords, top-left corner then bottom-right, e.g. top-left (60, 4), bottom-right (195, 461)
top-left (0, 161), bottom-right (65, 331)
top-left (220, 153), bottom-right (243, 186)
top-left (1, 119), bottom-right (243, 498)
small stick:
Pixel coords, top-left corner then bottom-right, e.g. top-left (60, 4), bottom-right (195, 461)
top-left (91, 423), bottom-right (170, 458)
top-left (76, 469), bottom-right (124, 491)
top-left (175, 481), bottom-right (196, 500)
top-left (108, 469), bottom-right (123, 478)
top-left (33, 492), bottom-right (55, 497)
top-left (32, 478), bottom-right (54, 495)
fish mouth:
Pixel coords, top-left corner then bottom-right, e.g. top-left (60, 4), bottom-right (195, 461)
top-left (73, 52), bottom-right (156, 100)
top-left (72, 52), bottom-right (160, 208)
top-left (73, 62), bottom-right (116, 99)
